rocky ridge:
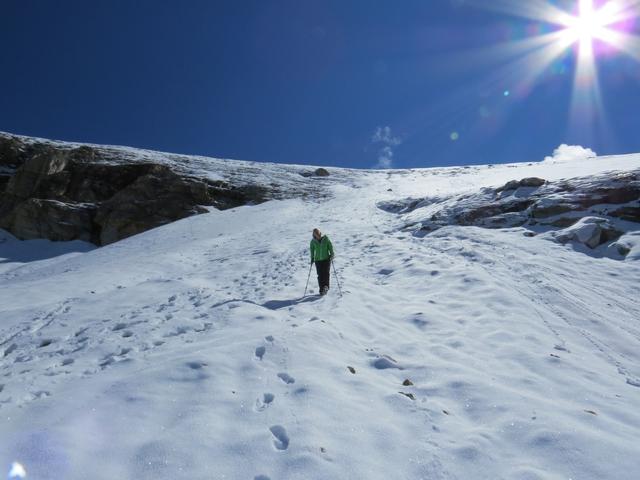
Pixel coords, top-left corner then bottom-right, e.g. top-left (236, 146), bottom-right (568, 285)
top-left (380, 170), bottom-right (640, 259)
top-left (0, 132), bottom-right (337, 245)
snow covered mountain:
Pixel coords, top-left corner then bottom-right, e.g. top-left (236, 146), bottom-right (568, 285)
top-left (0, 132), bottom-right (347, 245)
top-left (1, 136), bottom-right (639, 480)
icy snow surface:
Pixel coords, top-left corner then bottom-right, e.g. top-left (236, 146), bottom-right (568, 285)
top-left (1, 152), bottom-right (640, 480)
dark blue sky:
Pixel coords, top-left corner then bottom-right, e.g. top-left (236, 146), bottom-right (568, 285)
top-left (1, 0), bottom-right (639, 168)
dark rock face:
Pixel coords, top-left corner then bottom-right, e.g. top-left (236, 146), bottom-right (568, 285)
top-left (530, 203), bottom-right (575, 219)
top-left (609, 206), bottom-right (640, 223)
top-left (496, 177), bottom-right (546, 192)
top-left (0, 133), bottom-right (273, 245)
top-left (93, 167), bottom-right (213, 245)
top-left (301, 167), bottom-right (330, 178)
top-left (6, 199), bottom-right (97, 243)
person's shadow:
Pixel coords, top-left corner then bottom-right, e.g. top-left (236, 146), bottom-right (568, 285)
top-left (262, 296), bottom-right (321, 310)
top-left (209, 295), bottom-right (322, 311)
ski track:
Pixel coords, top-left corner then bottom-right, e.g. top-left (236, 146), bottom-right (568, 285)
top-left (1, 157), bottom-right (640, 479)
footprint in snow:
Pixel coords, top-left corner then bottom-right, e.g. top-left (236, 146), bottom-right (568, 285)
top-left (255, 346), bottom-right (266, 360)
top-left (269, 425), bottom-right (290, 450)
top-left (627, 378), bottom-right (640, 388)
top-left (4, 344), bottom-right (17, 356)
top-left (186, 361), bottom-right (207, 370)
top-left (277, 373), bottom-right (295, 384)
top-left (371, 355), bottom-right (403, 370)
top-left (30, 390), bottom-right (51, 401)
top-left (255, 393), bottom-right (275, 412)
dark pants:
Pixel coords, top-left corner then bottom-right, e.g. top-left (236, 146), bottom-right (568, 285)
top-left (315, 259), bottom-right (331, 290)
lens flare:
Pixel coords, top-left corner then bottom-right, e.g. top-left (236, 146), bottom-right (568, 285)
top-left (556, 0), bottom-right (637, 54)
top-left (562, 0), bottom-right (605, 44)
top-left (8, 462), bottom-right (26, 479)
top-left (469, 0), bottom-right (640, 139)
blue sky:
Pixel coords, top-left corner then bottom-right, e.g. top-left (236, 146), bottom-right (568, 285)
top-left (1, 0), bottom-right (638, 168)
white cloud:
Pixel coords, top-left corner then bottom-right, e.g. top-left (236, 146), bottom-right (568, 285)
top-left (376, 146), bottom-right (394, 169)
top-left (543, 144), bottom-right (597, 163)
top-left (372, 126), bottom-right (402, 169)
top-left (372, 126), bottom-right (402, 146)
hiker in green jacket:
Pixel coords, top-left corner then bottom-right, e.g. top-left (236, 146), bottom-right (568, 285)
top-left (310, 228), bottom-right (334, 295)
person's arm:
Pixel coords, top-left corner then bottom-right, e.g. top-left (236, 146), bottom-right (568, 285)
top-left (327, 237), bottom-right (334, 258)
top-left (310, 240), bottom-right (315, 264)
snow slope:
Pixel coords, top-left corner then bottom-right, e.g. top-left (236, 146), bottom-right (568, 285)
top-left (1, 153), bottom-right (640, 480)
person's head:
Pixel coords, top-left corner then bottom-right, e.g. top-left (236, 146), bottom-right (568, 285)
top-left (312, 228), bottom-right (322, 240)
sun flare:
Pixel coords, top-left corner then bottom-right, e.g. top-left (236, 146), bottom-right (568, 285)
top-left (556, 0), bottom-right (634, 53)
top-left (469, 0), bottom-right (640, 139)
top-left (561, 0), bottom-right (607, 45)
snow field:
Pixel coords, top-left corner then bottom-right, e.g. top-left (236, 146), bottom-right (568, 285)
top-left (1, 154), bottom-right (639, 479)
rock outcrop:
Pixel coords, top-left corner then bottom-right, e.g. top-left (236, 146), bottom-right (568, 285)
top-left (0, 132), bottom-right (327, 245)
top-left (551, 217), bottom-right (623, 249)
top-left (300, 167), bottom-right (330, 178)
top-left (380, 170), bottom-right (640, 258)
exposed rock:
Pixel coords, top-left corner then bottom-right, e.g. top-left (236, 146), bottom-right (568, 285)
top-left (456, 199), bottom-right (534, 226)
top-left (0, 174), bottom-right (11, 193)
top-left (0, 132), bottom-right (323, 245)
top-left (521, 177), bottom-right (546, 188)
top-left (497, 180), bottom-right (521, 192)
top-left (300, 167), bottom-right (330, 178)
top-left (399, 392), bottom-right (416, 401)
top-left (530, 201), bottom-right (575, 219)
top-left (546, 217), bottom-right (581, 228)
top-left (386, 168), bottom-right (639, 260)
top-left (3, 199), bottom-right (96, 243)
top-left (609, 205), bottom-right (640, 223)
top-left (0, 134), bottom-right (31, 169)
top-left (0, 152), bottom-right (237, 245)
top-left (482, 213), bottom-right (529, 228)
top-left (496, 177), bottom-right (546, 192)
top-left (612, 242), bottom-right (631, 256)
top-left (553, 217), bottom-right (623, 249)
top-left (94, 168), bottom-right (213, 245)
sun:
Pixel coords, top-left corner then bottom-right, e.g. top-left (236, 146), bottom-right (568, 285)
top-left (468, 0), bottom-right (640, 139)
top-left (557, 0), bottom-right (627, 53)
top-left (561, 0), bottom-right (607, 46)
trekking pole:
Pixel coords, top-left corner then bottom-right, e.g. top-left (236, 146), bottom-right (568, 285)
top-left (303, 262), bottom-right (313, 297)
top-left (331, 258), bottom-right (343, 297)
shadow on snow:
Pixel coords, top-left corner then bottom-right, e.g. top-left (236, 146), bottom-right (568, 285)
top-left (209, 295), bottom-right (322, 311)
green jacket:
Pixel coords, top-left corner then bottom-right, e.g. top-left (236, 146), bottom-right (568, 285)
top-left (310, 235), bottom-right (334, 263)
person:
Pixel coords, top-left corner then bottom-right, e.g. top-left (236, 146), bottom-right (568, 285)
top-left (310, 228), bottom-right (334, 295)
